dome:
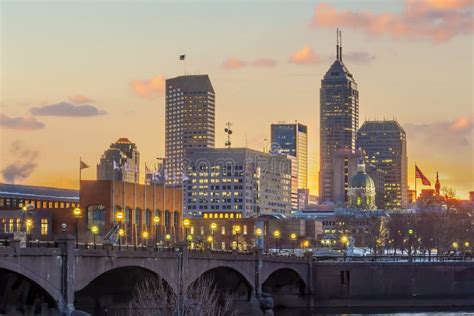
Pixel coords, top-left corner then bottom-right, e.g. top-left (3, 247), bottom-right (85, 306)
top-left (349, 162), bottom-right (375, 189)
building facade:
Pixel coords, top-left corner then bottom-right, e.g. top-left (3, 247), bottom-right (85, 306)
top-left (165, 75), bottom-right (215, 185)
top-left (271, 123), bottom-right (308, 190)
top-left (319, 39), bottom-right (359, 203)
top-left (357, 120), bottom-right (408, 209)
top-left (80, 180), bottom-right (183, 244)
top-left (183, 148), bottom-right (292, 218)
top-left (347, 162), bottom-right (376, 210)
top-left (97, 138), bottom-right (140, 183)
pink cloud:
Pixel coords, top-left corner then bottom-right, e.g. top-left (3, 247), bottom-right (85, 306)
top-left (449, 116), bottom-right (474, 133)
top-left (311, 0), bottom-right (473, 42)
top-left (0, 114), bottom-right (45, 130)
top-left (221, 57), bottom-right (247, 70)
top-left (130, 75), bottom-right (166, 99)
top-left (289, 46), bottom-right (321, 64)
top-left (68, 95), bottom-right (94, 104)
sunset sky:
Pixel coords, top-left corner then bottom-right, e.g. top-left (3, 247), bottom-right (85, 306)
top-left (1, 0), bottom-right (473, 198)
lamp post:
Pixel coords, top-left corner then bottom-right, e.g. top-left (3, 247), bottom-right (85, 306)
top-left (91, 225), bottom-right (99, 247)
top-left (183, 219), bottom-right (191, 247)
top-left (210, 222), bottom-right (217, 250)
top-left (452, 241), bottom-right (459, 254)
top-left (255, 227), bottom-right (263, 250)
top-left (234, 225), bottom-right (241, 251)
top-left (340, 235), bottom-right (349, 248)
top-left (25, 218), bottom-right (33, 240)
top-left (73, 207), bottom-right (82, 247)
top-left (116, 211), bottom-right (124, 247)
top-left (142, 231), bottom-right (149, 246)
top-left (153, 215), bottom-right (160, 245)
top-left (207, 235), bottom-right (213, 250)
top-left (273, 230), bottom-right (281, 253)
top-left (165, 233), bottom-right (172, 248)
top-left (303, 240), bottom-right (309, 250)
top-left (290, 233), bottom-right (297, 254)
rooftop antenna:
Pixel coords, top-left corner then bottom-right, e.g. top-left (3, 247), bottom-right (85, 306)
top-left (336, 28), bottom-right (340, 60)
top-left (224, 122), bottom-right (233, 148)
top-left (263, 138), bottom-right (268, 153)
top-left (339, 29), bottom-right (342, 61)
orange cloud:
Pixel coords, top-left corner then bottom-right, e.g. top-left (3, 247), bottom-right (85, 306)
top-left (68, 95), bottom-right (94, 104)
top-left (289, 46), bottom-right (321, 64)
top-left (312, 0), bottom-right (473, 42)
top-left (221, 57), bottom-right (247, 70)
top-left (130, 75), bottom-right (166, 99)
top-left (449, 116), bottom-right (474, 132)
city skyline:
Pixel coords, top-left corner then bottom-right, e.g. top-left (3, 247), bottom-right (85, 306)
top-left (1, 1), bottom-right (473, 198)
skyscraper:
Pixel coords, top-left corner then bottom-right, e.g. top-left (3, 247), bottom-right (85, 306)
top-left (356, 120), bottom-right (408, 209)
top-left (271, 122), bottom-right (308, 210)
top-left (97, 138), bottom-right (140, 183)
top-left (165, 75), bottom-right (215, 185)
top-left (319, 31), bottom-right (359, 202)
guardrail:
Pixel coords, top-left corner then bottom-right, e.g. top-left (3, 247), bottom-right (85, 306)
top-left (314, 255), bottom-right (474, 263)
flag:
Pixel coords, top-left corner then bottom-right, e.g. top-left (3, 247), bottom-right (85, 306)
top-left (80, 160), bottom-right (89, 170)
top-left (415, 165), bottom-right (431, 186)
top-left (113, 161), bottom-right (121, 170)
top-left (179, 54), bottom-right (186, 60)
top-left (182, 173), bottom-right (190, 182)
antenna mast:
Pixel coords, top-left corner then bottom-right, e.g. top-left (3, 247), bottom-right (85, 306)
top-left (224, 122), bottom-right (233, 148)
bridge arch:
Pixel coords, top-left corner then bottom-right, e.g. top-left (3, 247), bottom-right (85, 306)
top-left (262, 267), bottom-right (308, 308)
top-left (191, 266), bottom-right (254, 302)
top-left (74, 265), bottom-right (175, 315)
top-left (0, 262), bottom-right (61, 314)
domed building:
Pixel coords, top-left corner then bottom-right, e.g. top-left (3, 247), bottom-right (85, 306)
top-left (348, 161), bottom-right (376, 210)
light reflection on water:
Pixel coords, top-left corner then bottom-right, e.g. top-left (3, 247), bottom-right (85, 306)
top-left (274, 309), bottom-right (474, 316)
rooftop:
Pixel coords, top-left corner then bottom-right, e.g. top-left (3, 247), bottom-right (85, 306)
top-left (0, 183), bottom-right (79, 202)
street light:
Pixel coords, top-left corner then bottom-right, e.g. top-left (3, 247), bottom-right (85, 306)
top-left (165, 233), bottom-right (172, 247)
top-left (207, 235), bottom-right (213, 249)
top-left (142, 231), bottom-right (149, 246)
top-left (340, 235), bottom-right (349, 247)
top-left (234, 225), bottom-right (241, 251)
top-left (303, 240), bottom-right (309, 250)
top-left (153, 215), bottom-right (160, 244)
top-left (452, 241), bottom-right (459, 253)
top-left (255, 227), bottom-right (263, 249)
top-left (210, 222), bottom-right (217, 250)
top-left (73, 207), bottom-right (82, 247)
top-left (273, 230), bottom-right (281, 252)
top-left (90, 225), bottom-right (99, 246)
top-left (464, 241), bottom-right (470, 248)
top-left (25, 218), bottom-right (33, 238)
top-left (183, 219), bottom-right (191, 246)
top-left (290, 233), bottom-right (297, 254)
top-left (116, 211), bottom-right (124, 247)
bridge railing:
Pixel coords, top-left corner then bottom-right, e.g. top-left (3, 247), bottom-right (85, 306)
top-left (314, 254), bottom-right (474, 263)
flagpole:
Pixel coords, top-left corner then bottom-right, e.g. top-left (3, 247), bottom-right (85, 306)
top-left (122, 163), bottom-right (126, 245)
top-left (79, 157), bottom-right (82, 203)
top-left (414, 163), bottom-right (417, 201)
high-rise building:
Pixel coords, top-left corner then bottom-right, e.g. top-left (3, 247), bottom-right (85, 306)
top-left (356, 120), bottom-right (408, 209)
top-left (183, 148), bottom-right (292, 218)
top-left (97, 138), bottom-right (139, 183)
top-left (271, 122), bottom-right (308, 210)
top-left (271, 123), bottom-right (308, 189)
top-left (165, 75), bottom-right (215, 185)
top-left (319, 32), bottom-right (359, 202)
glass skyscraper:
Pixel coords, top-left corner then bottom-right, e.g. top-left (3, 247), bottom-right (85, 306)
top-left (97, 138), bottom-right (140, 183)
top-left (165, 75), bottom-right (215, 185)
top-left (356, 120), bottom-right (408, 209)
top-left (319, 38), bottom-right (359, 202)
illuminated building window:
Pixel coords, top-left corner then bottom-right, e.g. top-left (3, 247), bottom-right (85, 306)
top-left (9, 219), bottom-right (13, 232)
top-left (221, 226), bottom-right (226, 235)
top-left (243, 225), bottom-right (247, 235)
top-left (190, 227), bottom-right (194, 235)
top-left (16, 218), bottom-right (21, 232)
top-left (41, 218), bottom-right (48, 236)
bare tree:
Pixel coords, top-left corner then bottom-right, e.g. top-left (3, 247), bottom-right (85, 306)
top-left (129, 274), bottom-right (238, 316)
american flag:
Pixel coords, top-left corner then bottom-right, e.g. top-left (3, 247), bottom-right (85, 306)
top-left (415, 165), bottom-right (431, 186)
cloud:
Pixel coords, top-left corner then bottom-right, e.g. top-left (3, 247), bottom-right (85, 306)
top-left (1, 141), bottom-right (39, 184)
top-left (222, 57), bottom-right (248, 70)
top-left (68, 95), bottom-right (94, 104)
top-left (30, 101), bottom-right (106, 117)
top-left (221, 57), bottom-right (277, 70)
top-left (289, 46), bottom-right (321, 64)
top-left (311, 0), bottom-right (473, 42)
top-left (0, 114), bottom-right (45, 130)
top-left (130, 75), bottom-right (166, 99)
top-left (341, 51), bottom-right (376, 64)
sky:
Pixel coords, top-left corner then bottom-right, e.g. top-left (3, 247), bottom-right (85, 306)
top-left (0, 0), bottom-right (473, 198)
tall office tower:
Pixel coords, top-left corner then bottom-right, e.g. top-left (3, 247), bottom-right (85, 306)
top-left (165, 75), bottom-right (215, 185)
top-left (271, 123), bottom-right (308, 210)
top-left (184, 148), bottom-right (292, 218)
top-left (357, 120), bottom-right (408, 209)
top-left (97, 138), bottom-right (140, 183)
top-left (319, 31), bottom-right (359, 202)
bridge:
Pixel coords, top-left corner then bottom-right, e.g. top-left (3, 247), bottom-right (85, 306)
top-left (1, 236), bottom-right (473, 315)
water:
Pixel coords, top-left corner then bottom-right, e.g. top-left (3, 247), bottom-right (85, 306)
top-left (274, 308), bottom-right (474, 315)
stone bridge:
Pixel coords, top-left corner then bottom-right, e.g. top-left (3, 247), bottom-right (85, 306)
top-left (0, 236), bottom-right (312, 315)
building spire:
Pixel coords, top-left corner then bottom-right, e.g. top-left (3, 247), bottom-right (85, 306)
top-left (435, 171), bottom-right (441, 196)
top-left (339, 29), bottom-right (342, 61)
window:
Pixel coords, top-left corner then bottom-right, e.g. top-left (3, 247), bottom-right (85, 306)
top-left (221, 226), bottom-right (226, 235)
top-left (16, 218), bottom-right (21, 232)
top-left (9, 219), bottom-right (14, 232)
top-left (87, 204), bottom-right (106, 231)
top-left (41, 218), bottom-right (48, 236)
top-left (135, 208), bottom-right (141, 226)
